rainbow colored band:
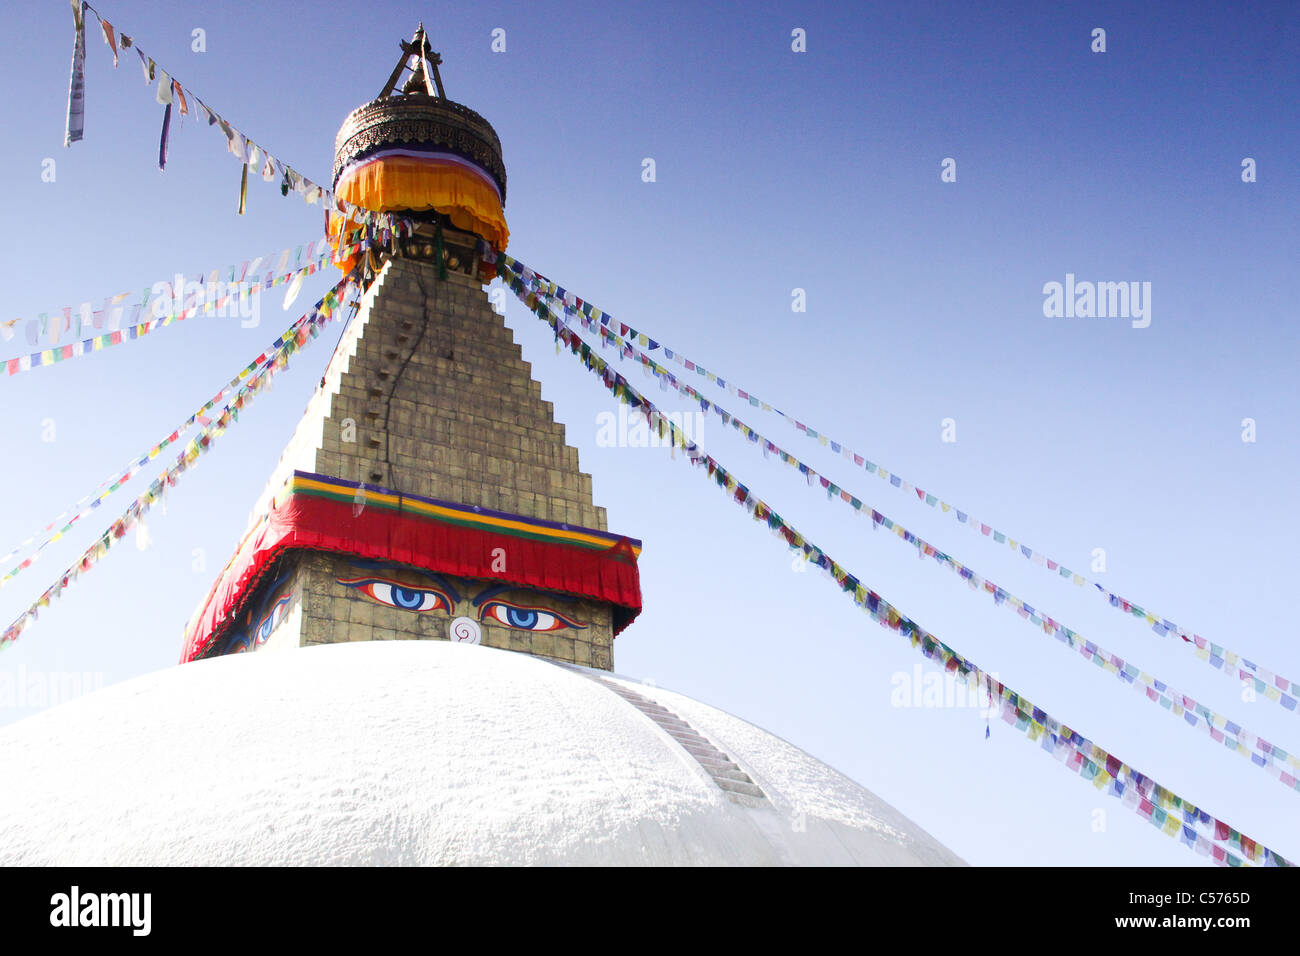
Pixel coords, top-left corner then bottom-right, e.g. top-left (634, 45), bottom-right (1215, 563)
top-left (282, 474), bottom-right (640, 557)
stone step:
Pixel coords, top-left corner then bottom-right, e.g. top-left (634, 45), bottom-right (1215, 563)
top-left (666, 731), bottom-right (725, 755)
top-left (566, 667), bottom-right (767, 803)
top-left (677, 742), bottom-right (732, 765)
top-left (710, 767), bottom-right (756, 785)
top-left (634, 707), bottom-right (686, 723)
top-left (662, 724), bottom-right (710, 742)
top-left (689, 753), bottom-right (740, 772)
top-left (715, 777), bottom-right (766, 799)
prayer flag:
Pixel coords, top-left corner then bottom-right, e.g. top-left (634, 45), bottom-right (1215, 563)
top-left (100, 18), bottom-right (118, 67)
top-left (64, 1), bottom-right (87, 146)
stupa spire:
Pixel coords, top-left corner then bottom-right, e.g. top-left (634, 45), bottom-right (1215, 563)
top-left (378, 24), bottom-right (447, 99)
top-left (181, 39), bottom-right (641, 670)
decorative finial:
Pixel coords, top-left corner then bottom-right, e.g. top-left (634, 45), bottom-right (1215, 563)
top-left (377, 24), bottom-right (445, 99)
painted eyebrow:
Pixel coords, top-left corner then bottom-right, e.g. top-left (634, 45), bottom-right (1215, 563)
top-left (470, 584), bottom-right (578, 607)
top-left (346, 561), bottom-right (461, 603)
top-left (470, 584), bottom-right (512, 608)
top-left (253, 571), bottom-right (293, 618)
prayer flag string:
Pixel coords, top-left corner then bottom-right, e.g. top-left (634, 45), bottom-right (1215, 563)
top-left (74, 3), bottom-right (412, 244)
top-left (501, 265), bottom-right (1291, 867)
top-left (2, 238), bottom-right (375, 376)
top-left (0, 275), bottom-right (357, 651)
top-left (507, 271), bottom-right (1299, 789)
top-left (0, 239), bottom-right (354, 589)
top-left (499, 252), bottom-right (1300, 720)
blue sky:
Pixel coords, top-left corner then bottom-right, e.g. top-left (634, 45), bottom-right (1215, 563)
top-left (0, 0), bottom-right (1297, 866)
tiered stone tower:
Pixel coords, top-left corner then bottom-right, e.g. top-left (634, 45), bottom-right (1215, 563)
top-left (182, 27), bottom-right (641, 670)
top-left (252, 263), bottom-right (607, 531)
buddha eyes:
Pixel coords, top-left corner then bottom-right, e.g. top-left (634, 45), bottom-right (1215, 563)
top-left (337, 575), bottom-right (585, 633)
top-left (337, 577), bottom-right (452, 613)
top-left (255, 593), bottom-right (293, 645)
top-left (479, 601), bottom-right (585, 632)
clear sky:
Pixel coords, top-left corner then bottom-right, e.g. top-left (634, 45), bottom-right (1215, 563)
top-left (0, 0), bottom-right (1296, 866)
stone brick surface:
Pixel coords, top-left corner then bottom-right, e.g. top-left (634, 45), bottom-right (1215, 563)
top-left (228, 256), bottom-right (622, 670)
top-left (250, 258), bottom-right (606, 532)
top-left (284, 552), bottom-right (615, 666)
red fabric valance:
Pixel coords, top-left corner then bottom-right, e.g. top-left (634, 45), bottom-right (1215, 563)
top-left (182, 475), bottom-right (641, 662)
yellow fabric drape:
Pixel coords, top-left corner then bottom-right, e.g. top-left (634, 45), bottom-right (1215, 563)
top-left (328, 156), bottom-right (509, 272)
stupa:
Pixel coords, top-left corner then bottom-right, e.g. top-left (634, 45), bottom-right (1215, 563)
top-left (179, 26), bottom-right (638, 671)
top-left (0, 27), bottom-right (964, 867)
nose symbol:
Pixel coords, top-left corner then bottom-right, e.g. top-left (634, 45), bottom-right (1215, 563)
top-left (449, 616), bottom-right (481, 645)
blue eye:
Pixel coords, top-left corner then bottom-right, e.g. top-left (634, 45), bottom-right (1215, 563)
top-left (390, 585), bottom-right (426, 609)
top-left (255, 594), bottom-right (291, 645)
top-left (337, 577), bottom-right (452, 613)
top-left (505, 607), bottom-right (538, 628)
top-left (480, 601), bottom-right (585, 632)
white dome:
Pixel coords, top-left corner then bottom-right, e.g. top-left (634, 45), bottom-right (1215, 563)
top-left (0, 642), bottom-right (963, 866)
